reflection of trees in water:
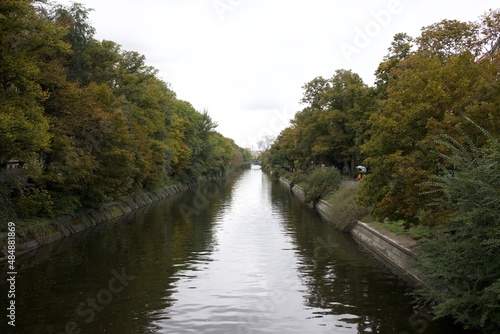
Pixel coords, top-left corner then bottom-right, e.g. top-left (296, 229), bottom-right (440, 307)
top-left (3, 174), bottom-right (241, 334)
top-left (270, 177), bottom-right (467, 334)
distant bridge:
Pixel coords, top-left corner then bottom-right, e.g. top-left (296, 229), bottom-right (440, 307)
top-left (242, 160), bottom-right (261, 167)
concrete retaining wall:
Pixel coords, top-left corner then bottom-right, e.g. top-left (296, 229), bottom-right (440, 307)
top-left (278, 177), bottom-right (307, 202)
top-left (0, 179), bottom-right (208, 262)
top-left (351, 222), bottom-right (421, 286)
top-left (315, 199), bottom-right (334, 224)
top-left (279, 176), bottom-right (421, 286)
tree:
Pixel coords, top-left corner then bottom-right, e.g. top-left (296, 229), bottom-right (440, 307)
top-left (300, 76), bottom-right (330, 110)
top-left (0, 1), bottom-right (251, 218)
top-left (478, 9), bottom-right (500, 56)
top-left (42, 82), bottom-right (136, 209)
top-left (360, 13), bottom-right (500, 226)
top-left (0, 0), bottom-right (70, 217)
top-left (0, 0), bottom-right (67, 166)
top-left (374, 33), bottom-right (414, 95)
top-left (414, 126), bottom-right (500, 332)
top-left (417, 19), bottom-right (481, 59)
top-left (282, 70), bottom-right (373, 172)
top-left (50, 2), bottom-right (96, 83)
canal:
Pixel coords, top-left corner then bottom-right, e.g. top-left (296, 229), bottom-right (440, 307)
top-left (1, 169), bottom-right (471, 333)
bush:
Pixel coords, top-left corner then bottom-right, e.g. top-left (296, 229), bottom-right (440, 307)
top-left (288, 170), bottom-right (308, 187)
top-left (302, 167), bottom-right (341, 204)
top-left (15, 188), bottom-right (53, 218)
top-left (0, 182), bottom-right (16, 222)
top-left (324, 181), bottom-right (370, 231)
top-left (270, 164), bottom-right (286, 179)
top-left (414, 128), bottom-right (500, 332)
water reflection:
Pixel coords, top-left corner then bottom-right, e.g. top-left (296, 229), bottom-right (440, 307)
top-left (0, 170), bottom-right (474, 334)
top-left (270, 177), bottom-right (472, 334)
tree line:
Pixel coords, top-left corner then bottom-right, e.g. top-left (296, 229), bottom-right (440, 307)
top-left (263, 9), bottom-right (500, 331)
top-left (0, 1), bottom-right (251, 220)
top-left (265, 10), bottom-right (500, 227)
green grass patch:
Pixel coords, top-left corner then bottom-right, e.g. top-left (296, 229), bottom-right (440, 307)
top-left (0, 218), bottom-right (56, 250)
top-left (372, 220), bottom-right (435, 240)
top-left (296, 181), bottom-right (309, 189)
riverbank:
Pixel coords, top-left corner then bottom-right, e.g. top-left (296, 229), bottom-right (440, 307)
top-left (0, 177), bottom-right (211, 263)
top-left (279, 177), bottom-right (422, 286)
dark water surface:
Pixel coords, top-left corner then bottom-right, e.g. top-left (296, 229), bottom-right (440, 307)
top-left (1, 169), bottom-right (472, 333)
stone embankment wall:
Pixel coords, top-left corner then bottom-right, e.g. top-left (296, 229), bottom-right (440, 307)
top-left (279, 177), bottom-right (421, 286)
top-left (350, 222), bottom-right (421, 285)
top-left (0, 179), bottom-right (207, 262)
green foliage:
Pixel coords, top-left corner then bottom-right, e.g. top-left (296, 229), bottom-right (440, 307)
top-left (359, 10), bottom-right (500, 225)
top-left (302, 167), bottom-right (342, 204)
top-left (414, 128), bottom-right (500, 332)
top-left (372, 220), bottom-right (434, 240)
top-left (0, 1), bottom-right (246, 219)
top-left (0, 182), bottom-right (16, 222)
top-left (15, 188), bottom-right (53, 219)
top-left (288, 170), bottom-right (308, 187)
top-left (270, 165), bottom-right (286, 179)
top-left (273, 70), bottom-right (373, 173)
top-left (324, 181), bottom-right (371, 231)
top-left (0, 0), bottom-right (62, 165)
top-left (240, 147), bottom-right (252, 162)
top-left (49, 2), bottom-right (96, 83)
top-left (374, 32), bottom-right (414, 95)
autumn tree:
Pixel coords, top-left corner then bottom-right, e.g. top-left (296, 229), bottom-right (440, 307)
top-left (0, 1), bottom-right (257, 218)
top-left (374, 32), bottom-right (414, 96)
top-left (0, 0), bottom-right (67, 167)
top-left (273, 70), bottom-right (373, 173)
top-left (0, 0), bottom-right (70, 218)
top-left (360, 11), bottom-right (500, 225)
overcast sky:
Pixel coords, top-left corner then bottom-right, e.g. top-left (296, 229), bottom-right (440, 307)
top-left (55, 0), bottom-right (496, 149)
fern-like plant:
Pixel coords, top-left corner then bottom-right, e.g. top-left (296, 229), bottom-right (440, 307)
top-left (414, 119), bottom-right (500, 332)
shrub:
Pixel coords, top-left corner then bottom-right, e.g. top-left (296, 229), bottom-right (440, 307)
top-left (302, 167), bottom-right (341, 204)
top-left (15, 188), bottom-right (53, 218)
top-left (325, 181), bottom-right (370, 231)
top-left (0, 182), bottom-right (16, 222)
top-left (414, 126), bottom-right (500, 332)
top-left (288, 170), bottom-right (308, 187)
top-left (270, 164), bottom-right (286, 178)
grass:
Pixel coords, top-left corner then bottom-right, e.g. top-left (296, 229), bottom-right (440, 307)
top-left (323, 181), bottom-right (371, 231)
top-left (0, 218), bottom-right (56, 250)
top-left (370, 219), bottom-right (435, 240)
top-left (296, 181), bottom-right (308, 189)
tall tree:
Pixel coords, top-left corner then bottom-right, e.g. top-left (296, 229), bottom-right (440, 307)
top-left (360, 13), bottom-right (500, 226)
top-left (282, 70), bottom-right (373, 172)
top-left (50, 2), bottom-right (96, 83)
top-left (0, 0), bottom-right (67, 166)
top-left (374, 33), bottom-right (414, 96)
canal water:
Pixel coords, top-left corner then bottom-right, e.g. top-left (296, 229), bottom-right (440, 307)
top-left (1, 169), bottom-right (472, 333)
